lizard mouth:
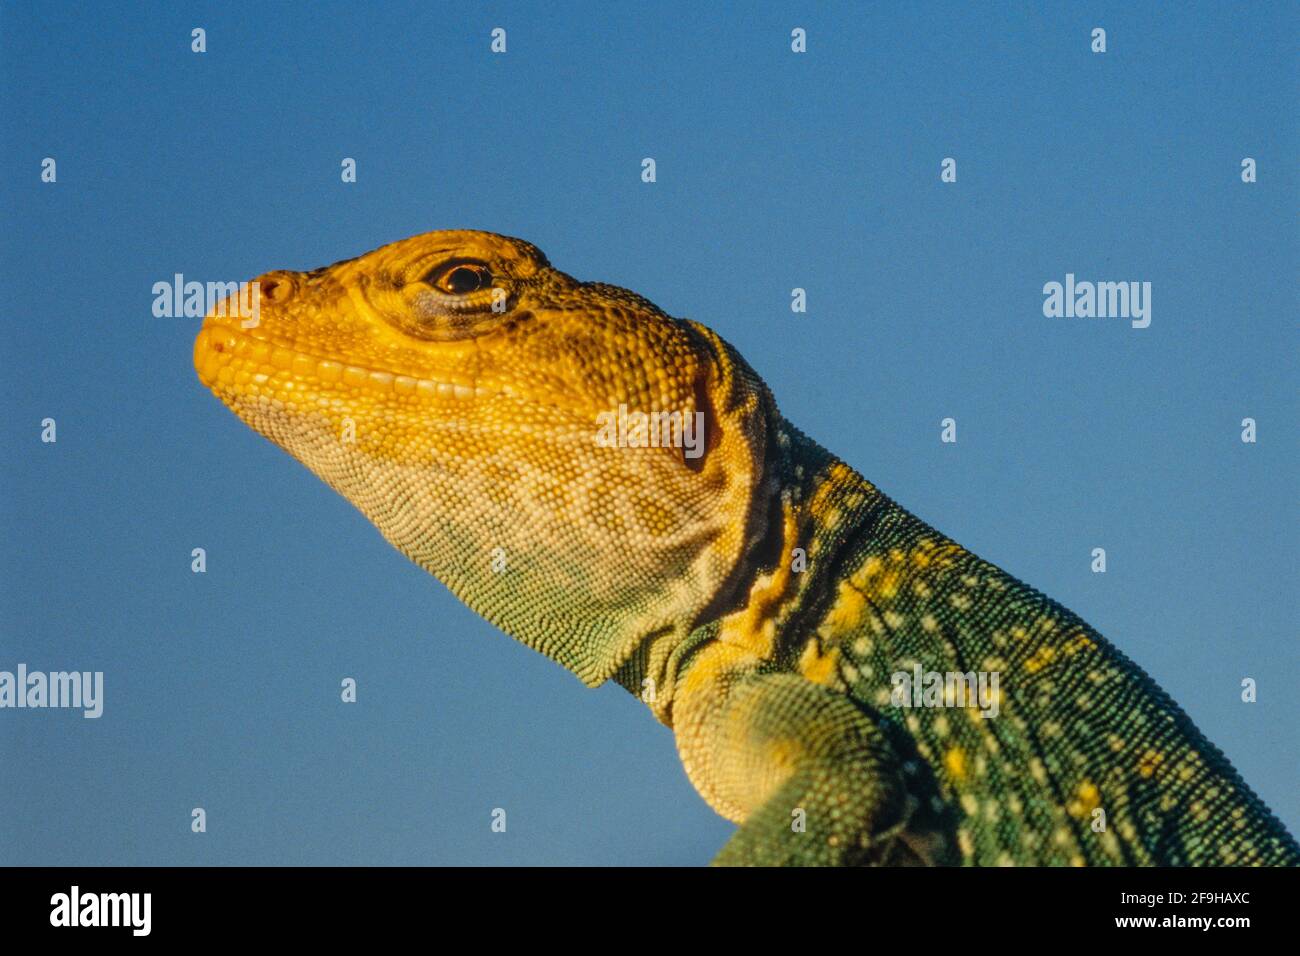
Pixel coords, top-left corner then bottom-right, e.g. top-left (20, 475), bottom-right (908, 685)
top-left (194, 320), bottom-right (500, 402)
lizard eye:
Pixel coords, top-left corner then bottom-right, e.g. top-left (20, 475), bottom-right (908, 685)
top-left (433, 263), bottom-right (493, 295)
top-left (391, 259), bottom-right (511, 340)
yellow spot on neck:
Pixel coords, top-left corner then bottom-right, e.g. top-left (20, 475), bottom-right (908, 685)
top-left (1025, 645), bottom-right (1056, 674)
top-left (943, 746), bottom-right (968, 783)
top-left (823, 580), bottom-right (866, 634)
top-left (798, 640), bottom-right (841, 686)
top-left (1137, 749), bottom-right (1165, 779)
top-left (1067, 780), bottom-right (1101, 819)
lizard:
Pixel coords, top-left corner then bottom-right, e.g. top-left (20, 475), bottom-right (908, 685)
top-left (194, 229), bottom-right (1299, 866)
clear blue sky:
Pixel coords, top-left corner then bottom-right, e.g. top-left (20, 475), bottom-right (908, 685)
top-left (1, 2), bottom-right (1295, 865)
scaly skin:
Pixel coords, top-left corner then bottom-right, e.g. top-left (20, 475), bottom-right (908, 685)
top-left (194, 230), bottom-right (1298, 866)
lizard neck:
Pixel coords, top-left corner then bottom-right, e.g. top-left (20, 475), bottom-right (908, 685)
top-left (614, 422), bottom-right (893, 724)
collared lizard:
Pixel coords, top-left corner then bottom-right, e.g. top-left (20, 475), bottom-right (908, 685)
top-left (194, 229), bottom-right (1298, 866)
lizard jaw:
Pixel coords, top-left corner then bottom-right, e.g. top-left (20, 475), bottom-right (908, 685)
top-left (194, 320), bottom-right (500, 405)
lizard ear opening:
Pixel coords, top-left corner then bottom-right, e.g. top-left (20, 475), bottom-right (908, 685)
top-left (682, 373), bottom-right (718, 474)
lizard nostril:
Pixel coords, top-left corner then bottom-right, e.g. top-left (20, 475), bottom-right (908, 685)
top-left (258, 272), bottom-right (296, 303)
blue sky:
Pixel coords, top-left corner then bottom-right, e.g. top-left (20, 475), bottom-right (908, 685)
top-left (1, 2), bottom-right (1295, 864)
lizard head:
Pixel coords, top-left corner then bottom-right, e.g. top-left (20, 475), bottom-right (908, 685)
top-left (195, 230), bottom-right (776, 687)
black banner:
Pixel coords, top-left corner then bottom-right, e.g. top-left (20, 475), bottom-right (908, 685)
top-left (0, 865), bottom-right (1291, 941)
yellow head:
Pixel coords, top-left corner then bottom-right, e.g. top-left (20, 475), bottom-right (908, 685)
top-left (195, 230), bottom-right (776, 685)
